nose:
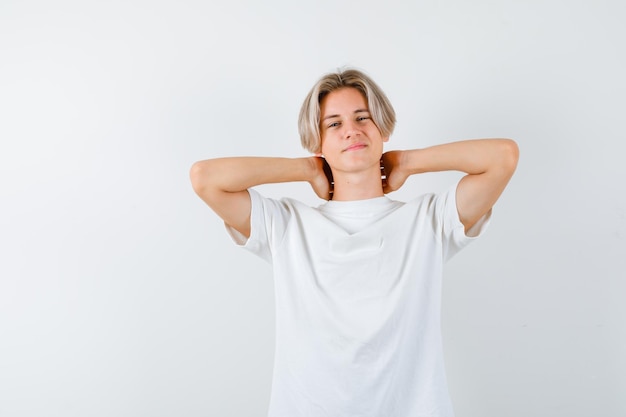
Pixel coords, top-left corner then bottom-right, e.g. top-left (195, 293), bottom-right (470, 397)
top-left (343, 120), bottom-right (360, 139)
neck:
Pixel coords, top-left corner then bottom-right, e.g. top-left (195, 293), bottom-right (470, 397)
top-left (330, 167), bottom-right (384, 201)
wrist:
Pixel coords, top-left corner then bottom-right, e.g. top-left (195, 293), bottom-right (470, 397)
top-left (402, 149), bottom-right (425, 175)
top-left (303, 157), bottom-right (322, 183)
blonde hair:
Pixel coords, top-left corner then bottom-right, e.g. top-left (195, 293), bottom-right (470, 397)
top-left (298, 68), bottom-right (396, 154)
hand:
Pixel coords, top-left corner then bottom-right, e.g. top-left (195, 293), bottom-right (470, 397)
top-left (381, 150), bottom-right (409, 194)
top-left (308, 156), bottom-right (333, 200)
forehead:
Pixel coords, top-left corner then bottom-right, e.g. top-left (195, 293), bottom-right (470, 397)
top-left (320, 87), bottom-right (368, 116)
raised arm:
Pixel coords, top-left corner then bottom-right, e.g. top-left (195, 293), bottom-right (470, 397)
top-left (189, 157), bottom-right (330, 238)
top-left (382, 138), bottom-right (519, 232)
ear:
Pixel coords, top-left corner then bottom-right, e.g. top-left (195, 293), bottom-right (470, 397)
top-left (382, 136), bottom-right (390, 143)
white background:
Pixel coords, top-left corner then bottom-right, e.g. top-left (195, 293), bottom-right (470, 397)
top-left (1, 0), bottom-right (625, 416)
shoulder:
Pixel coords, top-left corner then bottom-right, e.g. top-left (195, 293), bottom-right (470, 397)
top-left (403, 190), bottom-right (444, 212)
top-left (397, 186), bottom-right (462, 234)
top-left (248, 189), bottom-right (323, 225)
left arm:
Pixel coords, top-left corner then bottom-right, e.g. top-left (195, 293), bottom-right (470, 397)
top-left (382, 138), bottom-right (519, 232)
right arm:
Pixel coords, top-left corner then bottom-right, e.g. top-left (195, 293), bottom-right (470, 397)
top-left (189, 157), bottom-right (330, 238)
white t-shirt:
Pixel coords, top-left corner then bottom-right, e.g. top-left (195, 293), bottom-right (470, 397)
top-left (226, 183), bottom-right (490, 417)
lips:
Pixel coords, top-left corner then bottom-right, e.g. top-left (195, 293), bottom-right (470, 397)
top-left (343, 142), bottom-right (367, 152)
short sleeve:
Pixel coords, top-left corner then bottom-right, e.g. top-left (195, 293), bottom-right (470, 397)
top-left (440, 181), bottom-right (492, 261)
top-left (224, 188), bottom-right (292, 263)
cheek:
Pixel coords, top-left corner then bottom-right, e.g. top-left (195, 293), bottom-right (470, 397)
top-left (320, 136), bottom-right (333, 155)
top-left (320, 143), bottom-right (338, 165)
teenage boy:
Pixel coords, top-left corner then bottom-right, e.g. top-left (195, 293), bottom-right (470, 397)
top-left (190, 68), bottom-right (519, 417)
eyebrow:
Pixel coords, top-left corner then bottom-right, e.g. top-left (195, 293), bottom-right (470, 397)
top-left (322, 109), bottom-right (370, 122)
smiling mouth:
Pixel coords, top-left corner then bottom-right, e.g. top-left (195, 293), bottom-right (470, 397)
top-left (343, 143), bottom-right (367, 152)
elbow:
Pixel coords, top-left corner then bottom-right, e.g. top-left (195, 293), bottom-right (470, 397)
top-left (189, 160), bottom-right (211, 196)
top-left (499, 138), bottom-right (519, 173)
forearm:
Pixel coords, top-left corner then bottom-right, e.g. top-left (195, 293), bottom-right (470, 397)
top-left (190, 157), bottom-right (315, 194)
top-left (401, 138), bottom-right (519, 176)
top-left (396, 138), bottom-right (518, 232)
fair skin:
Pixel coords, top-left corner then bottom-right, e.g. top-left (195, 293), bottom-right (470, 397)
top-left (190, 87), bottom-right (519, 237)
top-left (317, 87), bottom-right (389, 201)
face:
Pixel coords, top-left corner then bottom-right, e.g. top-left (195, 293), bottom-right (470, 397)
top-left (319, 87), bottom-right (388, 176)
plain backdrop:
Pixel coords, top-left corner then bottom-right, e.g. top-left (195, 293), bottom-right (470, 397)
top-left (1, 0), bottom-right (625, 416)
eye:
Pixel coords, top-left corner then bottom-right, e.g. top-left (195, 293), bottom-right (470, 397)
top-left (327, 121), bottom-right (341, 128)
top-left (357, 116), bottom-right (371, 122)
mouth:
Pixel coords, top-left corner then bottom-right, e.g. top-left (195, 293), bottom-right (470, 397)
top-left (342, 143), bottom-right (367, 152)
